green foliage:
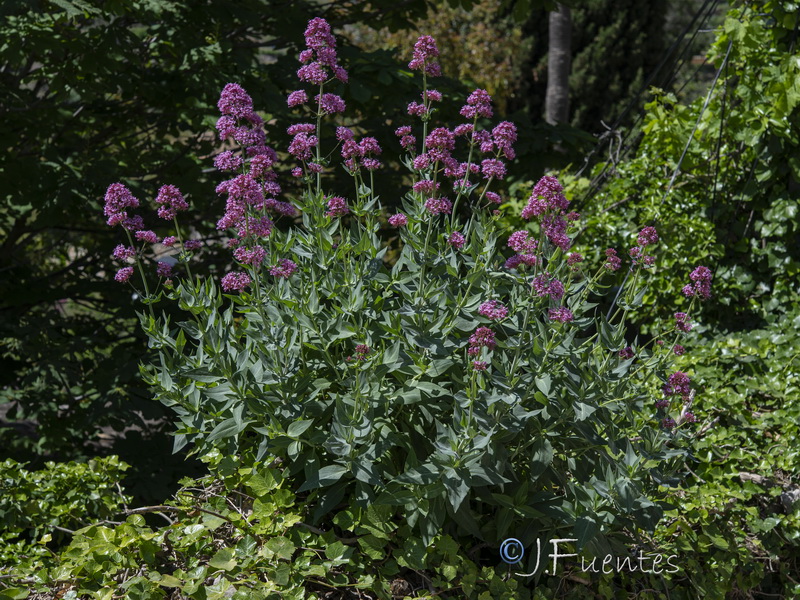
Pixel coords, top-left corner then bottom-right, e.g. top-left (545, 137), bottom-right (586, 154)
top-left (4, 418), bottom-right (796, 600)
top-left (505, 1), bottom-right (800, 595)
top-left (0, 456), bottom-right (131, 569)
top-left (569, 0), bottom-right (669, 132)
top-left (563, 0), bottom-right (800, 332)
top-left (0, 452), bottom-right (538, 600)
top-left (345, 0), bottom-right (527, 114)
top-left (643, 307), bottom-right (800, 598)
top-left (5, 2), bottom-right (798, 598)
top-left (115, 21), bottom-right (704, 558)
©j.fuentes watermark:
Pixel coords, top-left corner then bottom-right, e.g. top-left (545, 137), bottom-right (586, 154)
top-left (500, 538), bottom-right (680, 576)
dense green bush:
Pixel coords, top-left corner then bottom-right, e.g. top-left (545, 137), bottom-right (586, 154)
top-left (0, 451), bottom-right (540, 600)
top-left (0, 456), bottom-right (130, 571)
top-left (94, 19), bottom-right (714, 570)
top-left (5, 2), bottom-right (798, 598)
top-left (556, 0), bottom-right (800, 333)
top-left (647, 307), bottom-right (800, 598)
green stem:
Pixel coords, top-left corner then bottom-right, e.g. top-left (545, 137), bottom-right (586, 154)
top-left (509, 299), bottom-right (534, 387)
top-left (414, 213), bottom-right (436, 306)
top-left (124, 229), bottom-right (154, 319)
top-left (172, 215), bottom-right (194, 283)
top-left (420, 72), bottom-right (429, 156)
top-left (315, 83), bottom-right (324, 196)
top-left (450, 115), bottom-right (479, 231)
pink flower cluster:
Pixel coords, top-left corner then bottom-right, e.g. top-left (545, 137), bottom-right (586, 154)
top-left (658, 369), bottom-right (697, 428)
top-left (628, 227), bottom-right (658, 267)
top-left (270, 258), bottom-right (298, 279)
top-left (506, 230), bottom-right (537, 269)
top-left (233, 245), bottom-right (267, 266)
top-left (316, 92), bottom-right (346, 115)
top-left (408, 35), bottom-right (441, 77)
top-left (637, 226), bottom-right (659, 246)
top-left (403, 85), bottom-right (516, 208)
top-left (215, 84), bottom-right (287, 245)
top-left (296, 17), bottom-right (348, 84)
top-left (521, 176), bottom-right (573, 251)
top-left (104, 183), bottom-right (140, 228)
top-left (548, 307), bottom-right (574, 323)
top-left (352, 344), bottom-right (371, 361)
top-left (448, 231), bottom-right (466, 250)
top-left (216, 173), bottom-right (264, 230)
top-left (532, 272), bottom-right (565, 301)
top-left (424, 196), bottom-right (452, 216)
top-left (682, 266), bottom-right (712, 300)
top-left (105, 182), bottom-right (178, 284)
top-left (115, 266), bottom-right (134, 283)
top-left (408, 89), bottom-right (443, 117)
top-left (216, 83), bottom-right (267, 152)
top-left (567, 252), bottom-right (583, 271)
top-left (425, 127), bottom-right (456, 162)
top-left (674, 312), bottom-right (692, 332)
top-left (221, 271), bottom-right (252, 292)
top-left (508, 230), bottom-right (537, 254)
top-left (662, 371), bottom-right (692, 400)
top-left (628, 245), bottom-right (655, 267)
top-left (325, 196), bottom-right (349, 218)
top-left (155, 184), bottom-right (188, 220)
top-left (214, 84), bottom-right (305, 290)
top-left (468, 326), bottom-right (496, 356)
top-left (156, 262), bottom-right (173, 278)
top-left (604, 248), bottom-right (622, 271)
top-left (395, 126), bottom-right (415, 151)
top-left (413, 180), bottom-right (439, 195)
top-left (113, 245), bottom-right (135, 260)
top-left (135, 230), bottom-right (159, 243)
top-left (339, 128), bottom-right (383, 172)
top-left (460, 89), bottom-right (492, 119)
top-left (389, 213), bottom-right (408, 227)
top-left (288, 123), bottom-right (318, 163)
top-left (236, 215), bottom-right (274, 240)
top-left (504, 254), bottom-right (537, 270)
top-left (213, 151), bottom-right (243, 172)
top-left (478, 300), bottom-right (508, 321)
top-left (287, 90), bottom-right (308, 107)
top-left (481, 158), bottom-right (506, 180)
top-left (491, 121), bottom-right (517, 160)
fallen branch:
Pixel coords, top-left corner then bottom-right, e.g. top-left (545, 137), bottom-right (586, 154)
top-left (694, 416), bottom-right (719, 438)
top-left (294, 522), bottom-right (359, 544)
top-left (122, 504), bottom-right (235, 526)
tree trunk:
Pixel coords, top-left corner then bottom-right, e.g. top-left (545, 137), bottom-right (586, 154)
top-left (545, 3), bottom-right (572, 125)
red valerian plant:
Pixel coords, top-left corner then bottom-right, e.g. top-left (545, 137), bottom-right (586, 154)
top-left (103, 17), bottom-right (713, 556)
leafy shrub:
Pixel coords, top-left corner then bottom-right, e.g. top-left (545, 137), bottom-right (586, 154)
top-left (646, 307), bottom-right (800, 599)
top-left (101, 19), bottom-right (710, 563)
top-left (550, 0), bottom-right (800, 334)
top-left (2, 428), bottom-right (797, 600)
top-left (1, 451), bottom-right (540, 600)
top-left (0, 456), bottom-right (130, 570)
